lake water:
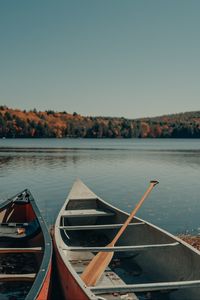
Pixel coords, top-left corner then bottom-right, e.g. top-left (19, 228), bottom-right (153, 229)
top-left (0, 138), bottom-right (200, 235)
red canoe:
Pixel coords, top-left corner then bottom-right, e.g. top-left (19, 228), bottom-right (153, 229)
top-left (0, 189), bottom-right (52, 300)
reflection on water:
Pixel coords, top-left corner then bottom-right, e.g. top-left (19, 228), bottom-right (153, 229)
top-left (0, 139), bottom-right (200, 234)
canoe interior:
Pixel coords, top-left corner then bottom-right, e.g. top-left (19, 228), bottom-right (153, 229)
top-left (59, 194), bottom-right (200, 300)
top-left (0, 191), bottom-right (51, 300)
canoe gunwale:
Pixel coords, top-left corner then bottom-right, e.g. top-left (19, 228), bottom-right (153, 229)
top-left (24, 190), bottom-right (52, 300)
top-left (66, 242), bottom-right (180, 252)
top-left (91, 279), bottom-right (200, 293)
top-left (0, 190), bottom-right (52, 300)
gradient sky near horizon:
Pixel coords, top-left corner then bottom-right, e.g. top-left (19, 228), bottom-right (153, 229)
top-left (0, 0), bottom-right (200, 118)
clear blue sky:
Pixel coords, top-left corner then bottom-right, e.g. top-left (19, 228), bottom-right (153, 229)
top-left (0, 0), bottom-right (200, 118)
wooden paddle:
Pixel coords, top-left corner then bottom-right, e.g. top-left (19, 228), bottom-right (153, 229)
top-left (81, 180), bottom-right (159, 286)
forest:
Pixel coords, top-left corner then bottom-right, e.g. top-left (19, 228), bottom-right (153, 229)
top-left (0, 106), bottom-right (200, 138)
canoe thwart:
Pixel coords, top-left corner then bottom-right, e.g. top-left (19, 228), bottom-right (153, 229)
top-left (0, 222), bottom-right (29, 227)
top-left (61, 209), bottom-right (115, 218)
top-left (69, 198), bottom-right (98, 201)
top-left (0, 273), bottom-right (36, 282)
top-left (67, 242), bottom-right (179, 252)
top-left (91, 280), bottom-right (200, 293)
top-left (59, 222), bottom-right (145, 231)
top-left (0, 219), bottom-right (40, 240)
top-left (0, 247), bottom-right (43, 253)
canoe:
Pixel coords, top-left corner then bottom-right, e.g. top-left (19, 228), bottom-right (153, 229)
top-left (0, 189), bottom-right (52, 300)
top-left (53, 179), bottom-right (200, 300)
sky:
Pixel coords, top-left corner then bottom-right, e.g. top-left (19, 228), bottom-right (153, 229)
top-left (0, 0), bottom-right (200, 119)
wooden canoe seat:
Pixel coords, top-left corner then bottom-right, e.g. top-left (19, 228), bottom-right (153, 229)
top-left (0, 273), bottom-right (36, 282)
top-left (59, 222), bottom-right (145, 231)
top-left (91, 279), bottom-right (200, 293)
top-left (70, 258), bottom-right (138, 299)
top-left (0, 219), bottom-right (40, 241)
top-left (0, 247), bottom-right (43, 253)
top-left (0, 222), bottom-right (29, 227)
top-left (0, 224), bottom-right (26, 238)
top-left (67, 242), bottom-right (179, 252)
top-left (62, 209), bottom-right (115, 218)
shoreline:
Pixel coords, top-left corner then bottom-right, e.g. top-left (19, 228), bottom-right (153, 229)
top-left (179, 235), bottom-right (200, 250)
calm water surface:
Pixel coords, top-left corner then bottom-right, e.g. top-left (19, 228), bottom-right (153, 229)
top-left (0, 138), bottom-right (200, 235)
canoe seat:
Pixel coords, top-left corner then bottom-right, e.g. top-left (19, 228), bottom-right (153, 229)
top-left (62, 209), bottom-right (115, 218)
top-left (69, 257), bottom-right (138, 299)
top-left (67, 242), bottom-right (179, 252)
top-left (91, 279), bottom-right (200, 293)
top-left (0, 219), bottom-right (40, 241)
top-left (0, 247), bottom-right (43, 253)
top-left (0, 273), bottom-right (36, 282)
top-left (59, 222), bottom-right (145, 231)
top-left (0, 223), bottom-right (27, 238)
top-left (0, 222), bottom-right (29, 227)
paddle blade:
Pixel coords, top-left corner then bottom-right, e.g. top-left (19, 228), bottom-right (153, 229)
top-left (81, 249), bottom-right (114, 286)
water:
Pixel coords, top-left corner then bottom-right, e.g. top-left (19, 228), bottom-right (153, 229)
top-left (0, 138), bottom-right (200, 235)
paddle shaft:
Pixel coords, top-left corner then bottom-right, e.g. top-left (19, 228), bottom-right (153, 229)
top-left (111, 180), bottom-right (159, 246)
top-left (81, 180), bottom-right (159, 286)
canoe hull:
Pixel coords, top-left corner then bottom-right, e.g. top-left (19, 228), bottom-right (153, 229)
top-left (53, 232), bottom-right (89, 300)
top-left (53, 179), bottom-right (200, 300)
top-left (36, 261), bottom-right (52, 300)
top-left (0, 190), bottom-right (52, 300)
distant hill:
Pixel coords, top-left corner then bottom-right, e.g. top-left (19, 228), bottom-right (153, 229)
top-left (0, 106), bottom-right (200, 138)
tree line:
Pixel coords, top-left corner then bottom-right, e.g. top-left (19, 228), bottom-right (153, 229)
top-left (0, 106), bottom-right (200, 138)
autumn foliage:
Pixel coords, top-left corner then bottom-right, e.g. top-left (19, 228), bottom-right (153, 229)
top-left (0, 106), bottom-right (200, 138)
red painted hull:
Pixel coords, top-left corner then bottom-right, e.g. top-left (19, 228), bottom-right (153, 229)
top-left (53, 234), bottom-right (89, 300)
top-left (36, 261), bottom-right (52, 300)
